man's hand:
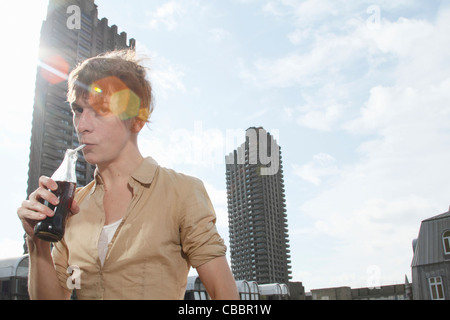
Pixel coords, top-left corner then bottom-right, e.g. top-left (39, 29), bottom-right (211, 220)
top-left (17, 176), bottom-right (80, 241)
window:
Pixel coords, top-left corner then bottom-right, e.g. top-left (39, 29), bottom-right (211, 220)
top-left (428, 277), bottom-right (445, 300)
top-left (1, 280), bottom-right (11, 299)
top-left (443, 231), bottom-right (450, 255)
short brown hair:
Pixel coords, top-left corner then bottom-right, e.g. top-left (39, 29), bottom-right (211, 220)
top-left (67, 49), bottom-right (153, 123)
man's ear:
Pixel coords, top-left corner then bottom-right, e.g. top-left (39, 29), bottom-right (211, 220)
top-left (131, 118), bottom-right (146, 133)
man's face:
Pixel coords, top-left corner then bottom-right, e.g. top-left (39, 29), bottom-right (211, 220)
top-left (71, 93), bottom-right (133, 166)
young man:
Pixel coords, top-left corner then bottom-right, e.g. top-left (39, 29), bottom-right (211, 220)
top-left (17, 50), bottom-right (239, 300)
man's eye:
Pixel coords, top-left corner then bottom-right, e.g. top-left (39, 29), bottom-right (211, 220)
top-left (72, 106), bottom-right (83, 114)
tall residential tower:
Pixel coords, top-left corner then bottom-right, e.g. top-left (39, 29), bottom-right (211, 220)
top-left (27, 0), bottom-right (135, 196)
top-left (225, 127), bottom-right (292, 284)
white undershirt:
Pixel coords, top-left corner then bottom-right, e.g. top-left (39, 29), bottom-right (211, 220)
top-left (98, 219), bottom-right (122, 266)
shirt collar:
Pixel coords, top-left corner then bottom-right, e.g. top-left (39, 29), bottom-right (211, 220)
top-left (92, 156), bottom-right (159, 190)
top-left (130, 156), bottom-right (159, 185)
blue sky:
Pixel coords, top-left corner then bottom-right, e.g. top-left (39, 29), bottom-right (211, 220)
top-left (1, 0), bottom-right (450, 292)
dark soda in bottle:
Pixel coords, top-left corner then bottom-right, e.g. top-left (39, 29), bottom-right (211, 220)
top-left (34, 181), bottom-right (76, 242)
top-left (34, 145), bottom-right (84, 242)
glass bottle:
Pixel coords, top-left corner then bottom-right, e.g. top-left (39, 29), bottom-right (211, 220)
top-left (34, 146), bottom-right (83, 242)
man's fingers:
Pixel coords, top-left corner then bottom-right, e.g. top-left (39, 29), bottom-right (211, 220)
top-left (29, 186), bottom-right (59, 207)
top-left (19, 199), bottom-right (54, 219)
top-left (17, 203), bottom-right (35, 219)
top-left (38, 176), bottom-right (58, 191)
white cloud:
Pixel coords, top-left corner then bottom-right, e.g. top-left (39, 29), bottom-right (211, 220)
top-left (278, 81), bottom-right (352, 131)
top-left (138, 121), bottom-right (229, 169)
top-left (344, 10), bottom-right (450, 136)
top-left (147, 1), bottom-right (186, 31)
top-left (371, 12), bottom-right (450, 87)
top-left (239, 4), bottom-right (450, 105)
top-left (151, 63), bottom-right (186, 96)
top-left (145, 0), bottom-right (212, 32)
top-left (238, 21), bottom-right (369, 90)
top-left (296, 103), bottom-right (344, 132)
top-left (135, 42), bottom-right (186, 98)
top-left (262, 0), bottom-right (423, 27)
top-left (345, 81), bottom-right (450, 136)
top-left (263, 0), bottom-right (340, 26)
top-left (293, 153), bottom-right (339, 185)
top-left (287, 28), bottom-right (312, 45)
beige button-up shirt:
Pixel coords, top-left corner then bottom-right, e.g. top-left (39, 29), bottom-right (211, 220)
top-left (52, 157), bottom-right (226, 300)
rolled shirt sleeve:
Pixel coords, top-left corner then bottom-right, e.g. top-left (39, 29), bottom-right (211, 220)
top-left (180, 177), bottom-right (227, 268)
top-left (52, 239), bottom-right (72, 293)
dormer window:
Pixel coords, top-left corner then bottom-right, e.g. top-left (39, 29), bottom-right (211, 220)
top-left (443, 230), bottom-right (450, 255)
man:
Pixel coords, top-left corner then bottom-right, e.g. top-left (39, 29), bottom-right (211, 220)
top-left (17, 50), bottom-right (239, 300)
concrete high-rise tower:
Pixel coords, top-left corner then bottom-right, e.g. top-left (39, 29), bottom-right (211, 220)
top-left (225, 127), bottom-right (291, 284)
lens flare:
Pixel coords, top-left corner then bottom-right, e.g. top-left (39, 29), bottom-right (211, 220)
top-left (39, 55), bottom-right (69, 84)
top-left (93, 86), bottom-right (103, 94)
top-left (88, 76), bottom-right (141, 120)
top-left (110, 89), bottom-right (140, 120)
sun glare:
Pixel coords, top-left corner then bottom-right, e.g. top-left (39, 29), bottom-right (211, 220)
top-left (0, 0), bottom-right (48, 126)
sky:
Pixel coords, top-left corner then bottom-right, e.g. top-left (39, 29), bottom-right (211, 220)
top-left (1, 0), bottom-right (450, 292)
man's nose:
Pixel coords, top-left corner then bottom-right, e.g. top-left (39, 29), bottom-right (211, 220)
top-left (75, 109), bottom-right (94, 134)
